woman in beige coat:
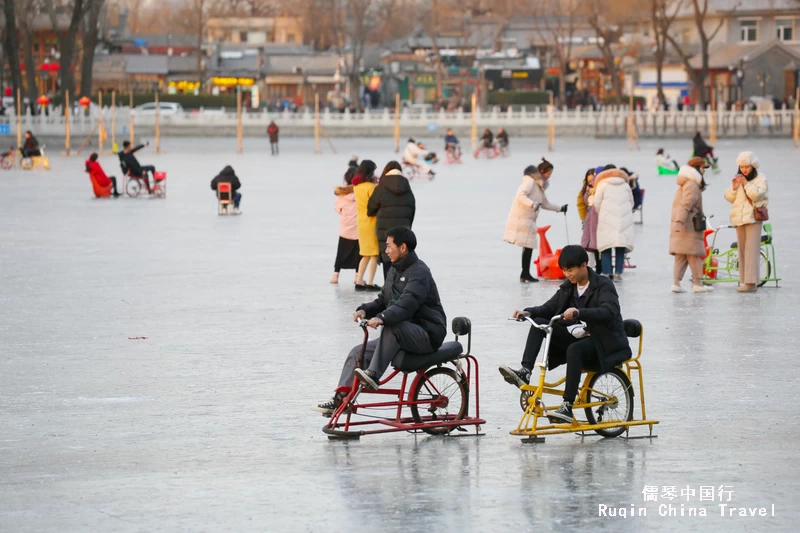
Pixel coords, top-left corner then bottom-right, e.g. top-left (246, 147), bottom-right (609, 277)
top-left (504, 158), bottom-right (567, 282)
top-left (724, 151), bottom-right (769, 292)
top-left (669, 157), bottom-right (711, 293)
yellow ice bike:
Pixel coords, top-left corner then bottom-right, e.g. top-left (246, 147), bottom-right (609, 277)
top-left (511, 315), bottom-right (658, 443)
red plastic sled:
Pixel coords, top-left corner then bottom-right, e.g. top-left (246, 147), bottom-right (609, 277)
top-left (534, 225), bottom-right (566, 280)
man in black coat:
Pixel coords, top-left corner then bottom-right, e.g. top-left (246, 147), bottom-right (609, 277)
top-left (314, 227), bottom-right (446, 414)
top-left (499, 245), bottom-right (632, 423)
top-left (120, 141), bottom-right (156, 193)
top-left (210, 166), bottom-right (242, 211)
top-left (368, 166), bottom-right (416, 278)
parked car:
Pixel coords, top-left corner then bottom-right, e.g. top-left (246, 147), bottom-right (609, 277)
top-left (132, 102), bottom-right (184, 115)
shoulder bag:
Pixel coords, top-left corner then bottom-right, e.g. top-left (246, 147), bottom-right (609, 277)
top-left (744, 191), bottom-right (769, 222)
top-left (692, 212), bottom-right (707, 231)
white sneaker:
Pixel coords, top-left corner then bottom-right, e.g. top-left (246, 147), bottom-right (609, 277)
top-left (693, 285), bottom-right (713, 293)
top-left (671, 284), bottom-right (686, 293)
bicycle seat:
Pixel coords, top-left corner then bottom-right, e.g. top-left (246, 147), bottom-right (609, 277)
top-left (730, 235), bottom-right (769, 249)
top-left (392, 341), bottom-right (463, 372)
top-left (623, 319), bottom-right (642, 338)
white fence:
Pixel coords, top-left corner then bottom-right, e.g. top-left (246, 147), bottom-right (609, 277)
top-left (2, 105), bottom-right (797, 138)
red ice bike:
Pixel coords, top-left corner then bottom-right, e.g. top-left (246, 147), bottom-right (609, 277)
top-left (323, 317), bottom-right (485, 440)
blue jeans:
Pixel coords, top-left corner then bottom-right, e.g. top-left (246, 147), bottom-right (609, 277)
top-left (601, 248), bottom-right (625, 275)
top-left (233, 192), bottom-right (242, 208)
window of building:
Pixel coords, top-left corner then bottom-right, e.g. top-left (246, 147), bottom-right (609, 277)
top-left (776, 19), bottom-right (793, 41)
top-left (287, 34), bottom-right (295, 44)
top-left (239, 31), bottom-right (248, 43)
top-left (739, 19), bottom-right (757, 42)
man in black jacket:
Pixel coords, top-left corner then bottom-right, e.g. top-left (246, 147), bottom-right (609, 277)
top-left (120, 141), bottom-right (156, 193)
top-left (368, 164), bottom-right (416, 279)
top-left (210, 166), bottom-right (242, 212)
top-left (498, 245), bottom-right (632, 423)
top-left (314, 227), bottom-right (446, 414)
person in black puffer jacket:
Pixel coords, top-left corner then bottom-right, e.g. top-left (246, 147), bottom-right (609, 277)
top-left (368, 161), bottom-right (416, 278)
top-left (313, 227), bottom-right (447, 414)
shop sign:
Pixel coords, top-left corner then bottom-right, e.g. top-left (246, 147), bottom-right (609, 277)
top-left (212, 77), bottom-right (255, 87)
top-left (169, 81), bottom-right (201, 91)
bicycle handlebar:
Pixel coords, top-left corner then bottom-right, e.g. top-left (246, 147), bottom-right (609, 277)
top-left (511, 314), bottom-right (564, 330)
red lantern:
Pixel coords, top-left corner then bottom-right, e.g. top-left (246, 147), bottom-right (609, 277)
top-left (79, 96), bottom-right (91, 108)
top-left (37, 95), bottom-right (50, 106)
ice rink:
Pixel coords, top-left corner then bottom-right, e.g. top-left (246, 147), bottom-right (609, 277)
top-left (1, 135), bottom-right (798, 532)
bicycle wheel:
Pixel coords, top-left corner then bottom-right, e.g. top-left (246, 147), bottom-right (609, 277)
top-left (409, 366), bottom-right (468, 435)
top-left (584, 368), bottom-right (634, 438)
top-left (1, 157), bottom-right (11, 170)
top-left (126, 178), bottom-right (141, 197)
top-left (21, 157), bottom-right (33, 170)
top-left (758, 250), bottom-right (771, 287)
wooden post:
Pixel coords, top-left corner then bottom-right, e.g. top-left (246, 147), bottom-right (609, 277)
top-left (314, 92), bottom-right (321, 154)
top-left (393, 92), bottom-right (400, 153)
top-left (470, 91), bottom-right (477, 152)
top-left (794, 87), bottom-right (799, 148)
top-left (627, 92), bottom-right (639, 151)
top-left (111, 91), bottom-right (116, 152)
top-left (64, 90), bottom-right (71, 156)
top-left (16, 87), bottom-right (22, 150)
top-left (154, 91), bottom-right (160, 154)
top-left (98, 91), bottom-right (104, 153)
top-left (236, 86), bottom-right (243, 154)
top-left (547, 91), bottom-right (555, 152)
top-left (709, 86), bottom-right (717, 147)
top-left (129, 92), bottom-right (135, 145)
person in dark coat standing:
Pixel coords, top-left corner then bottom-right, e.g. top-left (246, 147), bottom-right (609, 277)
top-left (498, 245), bottom-right (632, 423)
top-left (267, 121), bottom-right (279, 155)
top-left (210, 166), bottom-right (242, 212)
top-left (313, 227), bottom-right (447, 414)
top-left (368, 161), bottom-right (416, 279)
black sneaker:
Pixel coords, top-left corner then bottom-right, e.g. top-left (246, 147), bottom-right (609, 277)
top-left (354, 283), bottom-right (368, 291)
top-left (498, 365), bottom-right (531, 388)
top-left (548, 401), bottom-right (574, 423)
top-left (355, 368), bottom-right (380, 390)
top-left (312, 397), bottom-right (338, 416)
top-left (367, 284), bottom-right (382, 292)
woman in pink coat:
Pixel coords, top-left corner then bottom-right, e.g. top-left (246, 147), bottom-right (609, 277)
top-left (330, 168), bottom-right (361, 284)
top-left (669, 157), bottom-right (711, 293)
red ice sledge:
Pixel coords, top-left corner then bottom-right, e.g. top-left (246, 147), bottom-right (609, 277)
top-left (534, 225), bottom-right (566, 280)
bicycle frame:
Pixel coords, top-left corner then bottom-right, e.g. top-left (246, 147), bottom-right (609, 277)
top-left (510, 316), bottom-right (658, 442)
top-left (323, 320), bottom-right (485, 440)
top-left (702, 217), bottom-right (780, 287)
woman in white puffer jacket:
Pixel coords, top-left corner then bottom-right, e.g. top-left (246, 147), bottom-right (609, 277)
top-left (724, 151), bottom-right (769, 292)
top-left (593, 165), bottom-right (635, 281)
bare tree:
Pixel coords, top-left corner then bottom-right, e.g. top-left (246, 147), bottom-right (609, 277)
top-left (659, 0), bottom-right (729, 108)
top-left (651, 0), bottom-right (682, 109)
top-left (173, 0), bottom-right (215, 84)
top-left (328, 0), bottom-right (396, 102)
top-left (79, 0), bottom-right (105, 98)
top-left (532, 0), bottom-right (581, 106)
top-left (2, 0), bottom-right (26, 101)
top-left (15, 0), bottom-right (40, 110)
top-left (43, 0), bottom-right (91, 98)
top-left (587, 0), bottom-right (625, 105)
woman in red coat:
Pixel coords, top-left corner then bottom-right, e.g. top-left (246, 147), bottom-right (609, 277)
top-left (86, 153), bottom-right (120, 197)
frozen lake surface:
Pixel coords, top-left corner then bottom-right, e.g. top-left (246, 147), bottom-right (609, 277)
top-left (1, 136), bottom-right (799, 532)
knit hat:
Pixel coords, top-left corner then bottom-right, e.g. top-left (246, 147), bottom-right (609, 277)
top-left (736, 151), bottom-right (759, 169)
top-left (687, 156), bottom-right (710, 170)
top-left (594, 165), bottom-right (604, 176)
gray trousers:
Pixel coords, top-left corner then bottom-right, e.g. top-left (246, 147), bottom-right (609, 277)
top-left (337, 322), bottom-right (433, 389)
